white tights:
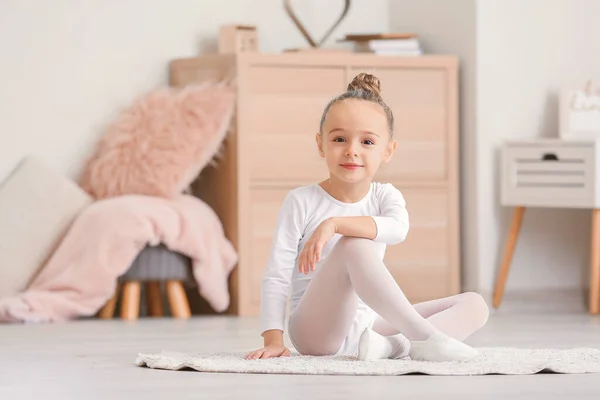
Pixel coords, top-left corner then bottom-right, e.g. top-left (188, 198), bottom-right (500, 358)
top-left (288, 237), bottom-right (489, 360)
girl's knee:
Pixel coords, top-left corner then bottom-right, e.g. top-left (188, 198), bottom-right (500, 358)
top-left (289, 320), bottom-right (342, 356)
top-left (462, 292), bottom-right (490, 327)
top-left (334, 236), bottom-right (379, 256)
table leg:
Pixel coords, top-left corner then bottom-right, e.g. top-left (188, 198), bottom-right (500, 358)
top-left (493, 206), bottom-right (526, 308)
top-left (98, 284), bottom-right (120, 319)
top-left (590, 209), bottom-right (600, 314)
top-left (120, 281), bottom-right (141, 320)
top-left (146, 281), bottom-right (164, 317)
top-left (166, 280), bottom-right (191, 319)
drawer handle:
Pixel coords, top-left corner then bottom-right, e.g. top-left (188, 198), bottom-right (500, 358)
top-left (541, 153), bottom-right (559, 161)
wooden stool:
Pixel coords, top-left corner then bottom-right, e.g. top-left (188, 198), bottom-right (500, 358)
top-left (493, 206), bottom-right (600, 314)
top-left (98, 244), bottom-right (192, 320)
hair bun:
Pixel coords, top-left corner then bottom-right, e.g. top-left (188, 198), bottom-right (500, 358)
top-left (347, 73), bottom-right (382, 98)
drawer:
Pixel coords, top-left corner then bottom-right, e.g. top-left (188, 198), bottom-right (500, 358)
top-left (387, 265), bottom-right (450, 303)
top-left (376, 141), bottom-right (446, 182)
top-left (243, 96), bottom-right (330, 183)
top-left (501, 140), bottom-right (597, 208)
top-left (351, 68), bottom-right (448, 181)
top-left (247, 188), bottom-right (291, 312)
top-left (383, 188), bottom-right (454, 300)
top-left (247, 66), bottom-right (345, 95)
top-left (374, 68), bottom-right (447, 142)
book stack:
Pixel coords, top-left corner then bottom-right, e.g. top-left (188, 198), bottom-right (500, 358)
top-left (341, 33), bottom-right (422, 56)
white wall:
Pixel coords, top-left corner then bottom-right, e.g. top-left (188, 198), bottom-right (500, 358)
top-left (0, 0), bottom-right (389, 184)
top-left (477, 0), bottom-right (600, 292)
top-left (391, 0), bottom-right (600, 294)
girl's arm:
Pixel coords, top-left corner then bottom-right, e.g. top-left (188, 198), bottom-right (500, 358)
top-left (246, 191), bottom-right (303, 359)
top-left (262, 329), bottom-right (285, 347)
top-left (298, 184), bottom-right (409, 274)
top-left (330, 216), bottom-right (378, 239)
top-left (258, 192), bottom-right (304, 345)
top-left (331, 183), bottom-right (409, 244)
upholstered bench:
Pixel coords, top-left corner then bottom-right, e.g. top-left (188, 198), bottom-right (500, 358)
top-left (98, 244), bottom-right (192, 320)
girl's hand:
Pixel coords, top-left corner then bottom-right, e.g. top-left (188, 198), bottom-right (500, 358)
top-left (244, 345), bottom-right (291, 360)
top-left (298, 218), bottom-right (336, 274)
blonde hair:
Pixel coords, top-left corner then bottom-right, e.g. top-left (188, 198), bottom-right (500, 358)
top-left (319, 72), bottom-right (394, 136)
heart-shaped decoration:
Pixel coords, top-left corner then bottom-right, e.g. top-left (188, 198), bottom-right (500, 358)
top-left (284, 0), bottom-right (351, 48)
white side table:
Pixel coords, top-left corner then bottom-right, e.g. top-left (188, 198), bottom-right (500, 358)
top-left (494, 138), bottom-right (600, 314)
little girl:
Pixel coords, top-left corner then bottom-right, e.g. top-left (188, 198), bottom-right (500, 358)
top-left (244, 73), bottom-right (489, 362)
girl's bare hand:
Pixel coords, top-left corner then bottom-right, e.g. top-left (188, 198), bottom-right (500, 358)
top-left (244, 345), bottom-right (291, 360)
top-left (298, 218), bottom-right (336, 274)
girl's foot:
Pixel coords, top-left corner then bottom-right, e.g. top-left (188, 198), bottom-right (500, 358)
top-left (408, 331), bottom-right (478, 362)
top-left (357, 327), bottom-right (410, 360)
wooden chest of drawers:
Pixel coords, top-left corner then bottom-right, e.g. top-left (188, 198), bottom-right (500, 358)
top-left (170, 53), bottom-right (460, 316)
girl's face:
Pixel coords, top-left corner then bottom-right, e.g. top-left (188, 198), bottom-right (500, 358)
top-left (316, 99), bottom-right (396, 184)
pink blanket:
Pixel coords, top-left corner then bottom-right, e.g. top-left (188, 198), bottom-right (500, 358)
top-left (0, 194), bottom-right (237, 323)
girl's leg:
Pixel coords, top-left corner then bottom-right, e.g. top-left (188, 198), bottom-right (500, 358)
top-left (359, 292), bottom-right (489, 360)
top-left (372, 292), bottom-right (490, 340)
top-left (288, 239), bottom-right (360, 356)
top-left (289, 237), bottom-right (476, 361)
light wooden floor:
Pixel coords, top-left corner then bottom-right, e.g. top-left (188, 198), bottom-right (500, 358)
top-left (2, 290), bottom-right (600, 399)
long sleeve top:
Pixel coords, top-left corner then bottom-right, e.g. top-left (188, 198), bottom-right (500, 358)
top-left (259, 182), bottom-right (410, 334)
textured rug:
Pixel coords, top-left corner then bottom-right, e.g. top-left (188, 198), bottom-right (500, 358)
top-left (135, 347), bottom-right (600, 376)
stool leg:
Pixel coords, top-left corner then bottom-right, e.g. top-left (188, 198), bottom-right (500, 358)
top-left (98, 284), bottom-right (120, 319)
top-left (146, 281), bottom-right (164, 317)
top-left (120, 281), bottom-right (141, 320)
top-left (166, 280), bottom-right (191, 319)
top-left (493, 206), bottom-right (526, 308)
top-left (590, 209), bottom-right (600, 314)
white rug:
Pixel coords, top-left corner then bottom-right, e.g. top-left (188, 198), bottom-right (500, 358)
top-left (135, 347), bottom-right (600, 376)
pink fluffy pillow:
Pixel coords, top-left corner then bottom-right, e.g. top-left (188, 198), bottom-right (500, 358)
top-left (80, 82), bottom-right (235, 199)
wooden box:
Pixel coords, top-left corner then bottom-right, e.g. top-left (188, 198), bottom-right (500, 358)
top-left (169, 53), bottom-right (461, 316)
